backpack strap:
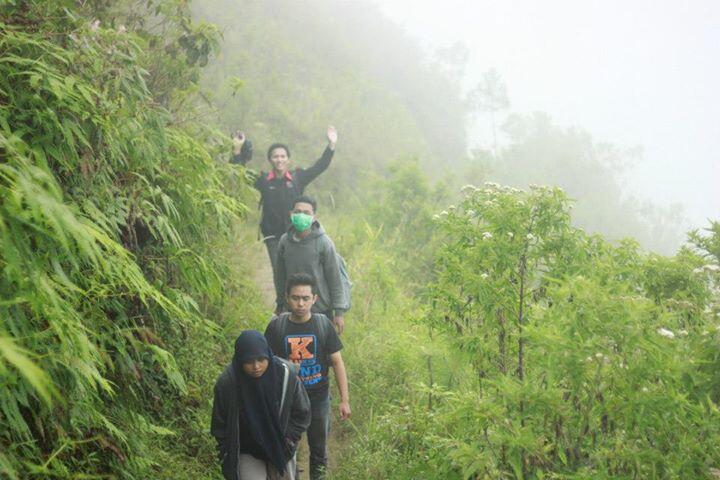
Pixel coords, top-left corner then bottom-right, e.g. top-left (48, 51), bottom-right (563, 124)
top-left (279, 361), bottom-right (289, 414)
top-left (311, 312), bottom-right (329, 340)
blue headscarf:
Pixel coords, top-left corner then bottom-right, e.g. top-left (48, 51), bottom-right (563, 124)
top-left (232, 330), bottom-right (287, 473)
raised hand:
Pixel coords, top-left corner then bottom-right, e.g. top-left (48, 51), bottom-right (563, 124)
top-left (232, 130), bottom-right (245, 154)
top-left (326, 125), bottom-right (338, 149)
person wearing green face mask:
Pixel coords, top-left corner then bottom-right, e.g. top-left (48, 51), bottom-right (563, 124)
top-left (290, 212), bottom-right (313, 233)
top-left (273, 196), bottom-right (346, 336)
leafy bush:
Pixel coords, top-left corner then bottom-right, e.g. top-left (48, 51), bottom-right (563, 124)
top-left (331, 181), bottom-right (720, 480)
top-left (422, 183), bottom-right (720, 478)
top-left (0, 2), bottom-right (255, 477)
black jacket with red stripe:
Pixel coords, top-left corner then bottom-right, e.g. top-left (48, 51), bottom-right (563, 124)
top-left (232, 146), bottom-right (334, 240)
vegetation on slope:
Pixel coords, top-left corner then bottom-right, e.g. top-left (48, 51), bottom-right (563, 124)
top-left (327, 164), bottom-right (720, 479)
top-left (0, 1), bottom-right (259, 477)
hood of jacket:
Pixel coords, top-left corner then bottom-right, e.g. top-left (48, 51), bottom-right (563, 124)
top-left (286, 220), bottom-right (325, 243)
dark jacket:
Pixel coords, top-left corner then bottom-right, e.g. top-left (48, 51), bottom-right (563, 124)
top-left (274, 221), bottom-right (345, 315)
top-left (232, 146), bottom-right (334, 240)
top-left (210, 357), bottom-right (311, 480)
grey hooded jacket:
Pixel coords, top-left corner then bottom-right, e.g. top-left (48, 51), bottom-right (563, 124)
top-left (274, 221), bottom-right (345, 315)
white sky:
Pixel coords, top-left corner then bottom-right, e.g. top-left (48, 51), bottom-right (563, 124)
top-left (376, 0), bottom-right (720, 229)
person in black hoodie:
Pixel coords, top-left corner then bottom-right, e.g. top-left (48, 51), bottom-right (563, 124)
top-left (231, 127), bottom-right (338, 270)
top-left (211, 330), bottom-right (311, 480)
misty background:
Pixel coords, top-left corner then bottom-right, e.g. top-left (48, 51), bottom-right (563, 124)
top-left (380, 0), bottom-right (720, 234)
top-left (195, 0), bottom-right (719, 254)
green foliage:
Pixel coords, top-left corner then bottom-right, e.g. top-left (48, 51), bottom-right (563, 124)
top-left (331, 179), bottom-right (719, 479)
top-left (410, 184), bottom-right (720, 477)
top-left (0, 2), bottom-right (255, 477)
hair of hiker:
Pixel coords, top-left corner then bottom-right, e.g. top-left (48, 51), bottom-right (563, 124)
top-left (267, 143), bottom-right (291, 159)
top-left (293, 194), bottom-right (317, 213)
top-left (285, 272), bottom-right (317, 295)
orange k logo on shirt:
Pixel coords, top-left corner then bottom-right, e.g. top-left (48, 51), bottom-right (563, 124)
top-left (287, 336), bottom-right (315, 361)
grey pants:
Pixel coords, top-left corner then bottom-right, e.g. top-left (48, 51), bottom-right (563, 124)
top-left (237, 453), bottom-right (297, 480)
top-left (264, 237), bottom-right (279, 273)
top-left (306, 394), bottom-right (331, 479)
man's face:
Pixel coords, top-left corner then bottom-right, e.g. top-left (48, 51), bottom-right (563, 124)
top-left (242, 357), bottom-right (269, 378)
top-left (269, 147), bottom-right (289, 173)
top-left (286, 284), bottom-right (317, 318)
top-left (291, 201), bottom-right (315, 218)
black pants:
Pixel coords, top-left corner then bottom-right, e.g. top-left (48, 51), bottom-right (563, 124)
top-left (264, 237), bottom-right (279, 273)
top-left (306, 393), bottom-right (331, 479)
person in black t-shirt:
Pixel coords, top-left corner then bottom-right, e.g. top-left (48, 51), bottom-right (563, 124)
top-left (231, 127), bottom-right (338, 271)
top-left (264, 273), bottom-right (350, 480)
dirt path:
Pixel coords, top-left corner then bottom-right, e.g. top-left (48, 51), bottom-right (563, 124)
top-left (250, 242), bottom-right (276, 307)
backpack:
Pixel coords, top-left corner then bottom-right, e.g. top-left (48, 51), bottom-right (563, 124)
top-left (336, 253), bottom-right (352, 312)
top-left (308, 236), bottom-right (353, 313)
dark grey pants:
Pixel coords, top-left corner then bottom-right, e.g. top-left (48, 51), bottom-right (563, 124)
top-left (265, 236), bottom-right (279, 273)
top-left (306, 393), bottom-right (331, 479)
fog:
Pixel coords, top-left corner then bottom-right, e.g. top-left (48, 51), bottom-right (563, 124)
top-left (377, 0), bottom-right (720, 231)
top-left (192, 0), bottom-right (718, 253)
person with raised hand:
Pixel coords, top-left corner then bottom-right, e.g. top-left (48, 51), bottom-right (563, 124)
top-left (231, 127), bottom-right (338, 270)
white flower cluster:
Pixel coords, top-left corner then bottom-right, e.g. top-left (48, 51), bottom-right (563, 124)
top-left (694, 264), bottom-right (720, 274)
top-left (585, 352), bottom-right (610, 363)
top-left (657, 327), bottom-right (675, 339)
top-left (480, 273), bottom-right (489, 279)
top-left (433, 210), bottom-right (449, 220)
top-left (482, 232), bottom-right (493, 240)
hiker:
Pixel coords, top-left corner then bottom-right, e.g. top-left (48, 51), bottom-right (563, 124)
top-left (274, 195), bottom-right (346, 334)
top-left (231, 127), bottom-right (338, 271)
top-left (211, 330), bottom-right (311, 480)
top-left (265, 273), bottom-right (351, 480)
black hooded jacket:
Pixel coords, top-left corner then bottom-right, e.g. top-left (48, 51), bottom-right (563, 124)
top-left (232, 146), bottom-right (334, 240)
top-left (210, 357), bottom-right (311, 479)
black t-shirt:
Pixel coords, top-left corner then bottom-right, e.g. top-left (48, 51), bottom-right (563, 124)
top-left (264, 313), bottom-right (342, 399)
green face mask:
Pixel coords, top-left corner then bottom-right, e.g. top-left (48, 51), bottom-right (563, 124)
top-left (291, 213), bottom-right (313, 232)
